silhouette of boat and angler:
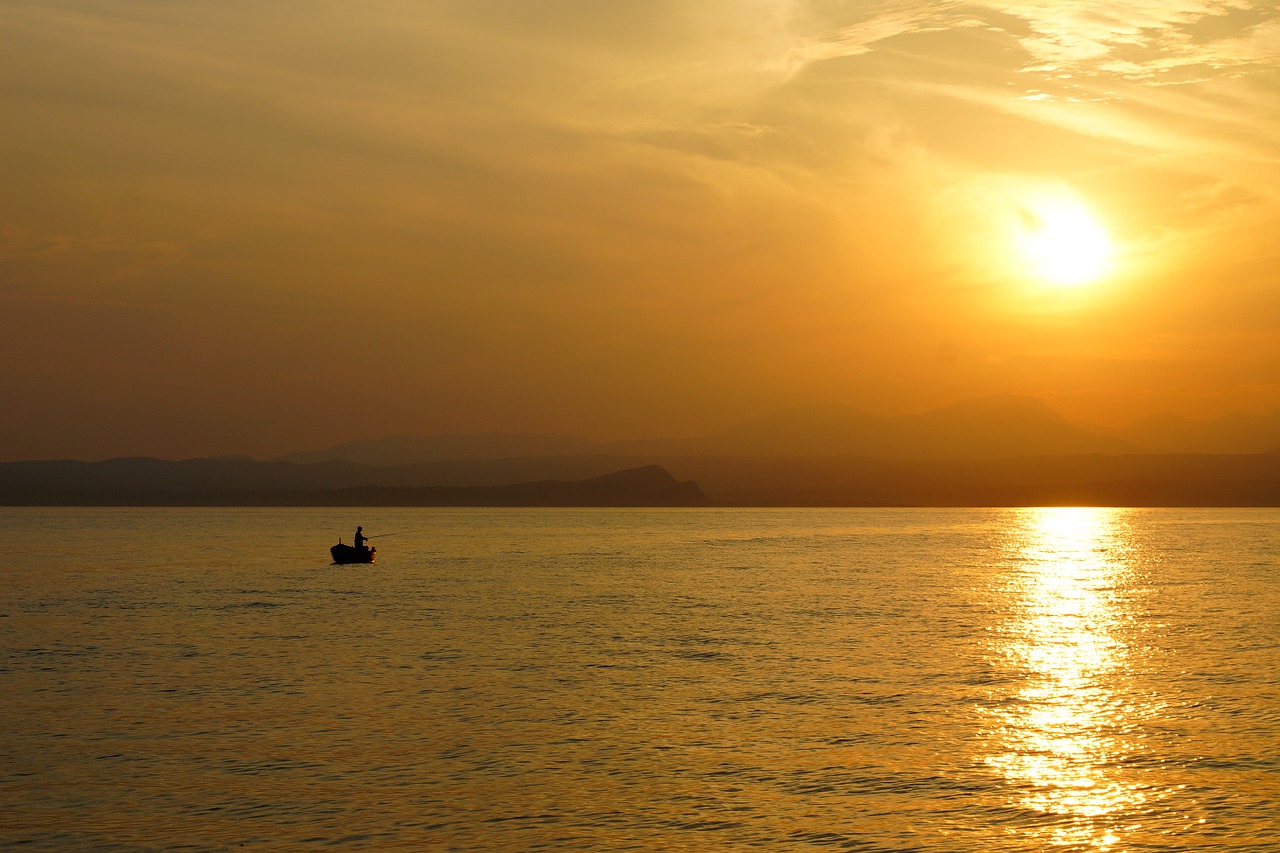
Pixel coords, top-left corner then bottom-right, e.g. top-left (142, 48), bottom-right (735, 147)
top-left (331, 525), bottom-right (376, 564)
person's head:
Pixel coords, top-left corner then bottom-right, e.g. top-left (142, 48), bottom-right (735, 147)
top-left (357, 526), bottom-right (363, 531)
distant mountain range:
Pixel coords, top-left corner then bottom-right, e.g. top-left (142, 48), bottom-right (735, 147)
top-left (0, 462), bottom-right (707, 507)
top-left (278, 433), bottom-right (603, 467)
top-left (4, 452), bottom-right (1278, 506)
top-left (1107, 409), bottom-right (1280, 454)
top-left (4, 395), bottom-right (1279, 506)
top-left (277, 395), bottom-right (1280, 465)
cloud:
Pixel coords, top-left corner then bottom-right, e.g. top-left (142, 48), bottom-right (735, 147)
top-left (793, 0), bottom-right (1279, 78)
top-left (1, 0), bottom-right (1278, 457)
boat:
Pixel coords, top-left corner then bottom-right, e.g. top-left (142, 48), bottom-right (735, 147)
top-left (331, 542), bottom-right (376, 564)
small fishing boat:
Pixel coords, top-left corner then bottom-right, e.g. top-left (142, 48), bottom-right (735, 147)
top-left (331, 542), bottom-right (376, 564)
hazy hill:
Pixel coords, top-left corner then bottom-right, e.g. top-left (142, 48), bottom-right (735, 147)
top-left (4, 452), bottom-right (1278, 506)
top-left (0, 460), bottom-right (705, 507)
top-left (0, 457), bottom-right (395, 494)
top-left (1106, 410), bottom-right (1280, 454)
top-left (280, 394), bottom-right (1139, 465)
top-left (906, 396), bottom-right (1136, 457)
top-left (7, 394), bottom-right (1278, 507)
top-left (653, 453), bottom-right (1280, 506)
top-left (704, 395), bottom-right (1135, 458)
top-left (328, 396), bottom-right (1274, 463)
top-left (319, 465), bottom-right (708, 507)
top-left (277, 433), bottom-right (603, 466)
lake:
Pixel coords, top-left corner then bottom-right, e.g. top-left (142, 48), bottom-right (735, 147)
top-left (2, 507), bottom-right (1277, 851)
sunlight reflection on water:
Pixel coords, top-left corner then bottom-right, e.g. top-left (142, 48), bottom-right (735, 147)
top-left (986, 508), bottom-right (1154, 849)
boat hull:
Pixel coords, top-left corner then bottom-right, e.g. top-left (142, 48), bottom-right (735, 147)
top-left (331, 543), bottom-right (376, 564)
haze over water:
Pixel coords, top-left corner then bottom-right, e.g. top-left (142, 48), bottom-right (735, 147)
top-left (3, 507), bottom-right (1278, 851)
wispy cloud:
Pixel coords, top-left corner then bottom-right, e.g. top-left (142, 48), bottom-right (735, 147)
top-left (792, 0), bottom-right (1279, 83)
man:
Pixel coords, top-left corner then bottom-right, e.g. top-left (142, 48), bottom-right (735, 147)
top-left (354, 526), bottom-right (368, 550)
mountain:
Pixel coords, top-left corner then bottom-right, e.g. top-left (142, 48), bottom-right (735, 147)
top-left (321, 465), bottom-right (708, 507)
top-left (281, 395), bottom-right (1136, 465)
top-left (698, 403), bottom-right (887, 456)
top-left (7, 395), bottom-right (1277, 507)
top-left (0, 457), bottom-right (392, 495)
top-left (4, 452), bottom-right (1278, 506)
top-left (707, 395), bottom-right (1135, 458)
top-left (653, 453), bottom-right (1280, 506)
top-left (277, 397), bottom-right (1276, 465)
top-left (277, 433), bottom-right (603, 466)
top-left (906, 395), bottom-right (1133, 457)
top-left (1108, 410), bottom-right (1280, 454)
top-left (0, 459), bottom-right (706, 507)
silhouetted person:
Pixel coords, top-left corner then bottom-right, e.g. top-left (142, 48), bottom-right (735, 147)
top-left (354, 526), bottom-right (368, 550)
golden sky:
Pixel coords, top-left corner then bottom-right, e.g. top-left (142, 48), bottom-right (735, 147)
top-left (2, 0), bottom-right (1278, 459)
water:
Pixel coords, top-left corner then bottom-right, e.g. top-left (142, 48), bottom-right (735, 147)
top-left (2, 507), bottom-right (1277, 851)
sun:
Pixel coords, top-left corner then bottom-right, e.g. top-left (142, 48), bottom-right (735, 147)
top-left (1014, 196), bottom-right (1114, 287)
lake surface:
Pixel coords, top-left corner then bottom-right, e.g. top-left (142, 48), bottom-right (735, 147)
top-left (2, 507), bottom-right (1278, 851)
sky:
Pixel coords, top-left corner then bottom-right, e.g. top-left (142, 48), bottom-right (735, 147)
top-left (2, 0), bottom-right (1279, 461)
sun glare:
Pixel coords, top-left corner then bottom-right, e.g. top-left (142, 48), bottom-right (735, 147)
top-left (1015, 196), bottom-right (1114, 287)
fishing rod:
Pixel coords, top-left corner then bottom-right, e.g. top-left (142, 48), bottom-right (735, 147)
top-left (364, 530), bottom-right (427, 540)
